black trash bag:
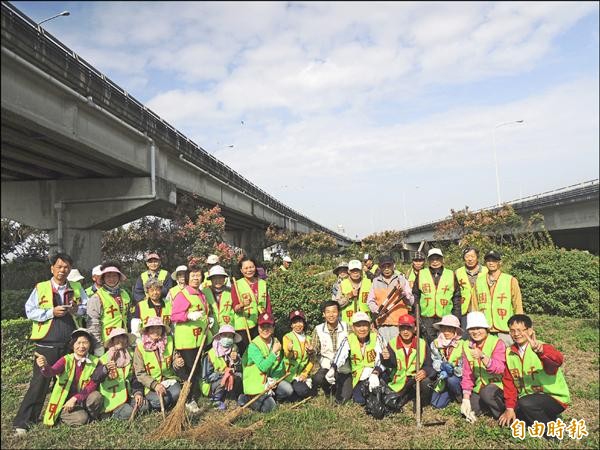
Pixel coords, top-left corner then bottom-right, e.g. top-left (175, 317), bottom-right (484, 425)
top-left (364, 386), bottom-right (387, 420)
top-left (383, 391), bottom-right (407, 412)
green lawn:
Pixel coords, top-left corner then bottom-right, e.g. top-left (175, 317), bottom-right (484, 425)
top-left (1, 314), bottom-right (598, 449)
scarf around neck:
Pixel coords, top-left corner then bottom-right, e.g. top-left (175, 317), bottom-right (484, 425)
top-left (436, 331), bottom-right (460, 350)
top-left (103, 285), bottom-right (121, 296)
top-left (142, 333), bottom-right (167, 359)
top-left (106, 346), bottom-right (131, 368)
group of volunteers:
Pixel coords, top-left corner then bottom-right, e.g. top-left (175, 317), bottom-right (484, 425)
top-left (13, 247), bottom-right (570, 437)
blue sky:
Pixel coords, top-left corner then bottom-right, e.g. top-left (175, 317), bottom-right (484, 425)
top-left (13, 1), bottom-right (599, 239)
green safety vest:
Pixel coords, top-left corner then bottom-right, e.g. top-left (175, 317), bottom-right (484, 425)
top-left (432, 340), bottom-right (465, 393)
top-left (202, 288), bottom-right (234, 333)
top-left (282, 332), bottom-right (312, 382)
top-left (97, 288), bottom-right (131, 343)
top-left (167, 284), bottom-right (184, 301)
top-left (418, 268), bottom-right (455, 318)
top-left (455, 266), bottom-right (488, 316)
top-left (199, 347), bottom-right (232, 397)
top-left (85, 285), bottom-right (98, 298)
top-left (137, 300), bottom-right (172, 332)
top-left (30, 280), bottom-right (82, 340)
top-left (43, 353), bottom-right (98, 426)
top-left (140, 269), bottom-right (169, 289)
top-left (348, 332), bottom-right (378, 387)
top-left (388, 337), bottom-right (426, 392)
top-left (406, 268), bottom-right (418, 285)
top-left (463, 335), bottom-right (503, 394)
top-left (174, 288), bottom-right (210, 350)
top-left (279, 265), bottom-right (288, 272)
top-left (505, 342), bottom-right (570, 405)
top-left (137, 335), bottom-right (178, 394)
top-left (339, 278), bottom-right (372, 325)
top-left (242, 336), bottom-right (284, 395)
top-left (233, 278), bottom-right (267, 331)
top-left (475, 273), bottom-right (514, 333)
top-left (98, 351), bottom-right (132, 413)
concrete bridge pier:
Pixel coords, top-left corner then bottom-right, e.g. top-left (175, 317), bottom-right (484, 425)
top-left (228, 228), bottom-right (266, 261)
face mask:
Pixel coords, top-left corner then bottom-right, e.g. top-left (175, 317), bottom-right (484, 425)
top-left (220, 337), bottom-right (234, 348)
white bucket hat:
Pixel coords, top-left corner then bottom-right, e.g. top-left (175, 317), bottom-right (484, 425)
top-left (208, 265), bottom-right (228, 278)
top-left (171, 265), bottom-right (188, 281)
top-left (283, 256), bottom-right (292, 263)
top-left (466, 311), bottom-right (490, 330)
top-left (206, 254), bottom-right (219, 264)
top-left (67, 269), bottom-right (84, 282)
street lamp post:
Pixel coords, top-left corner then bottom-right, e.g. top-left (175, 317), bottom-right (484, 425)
top-left (492, 120), bottom-right (524, 206)
top-left (37, 10), bottom-right (70, 27)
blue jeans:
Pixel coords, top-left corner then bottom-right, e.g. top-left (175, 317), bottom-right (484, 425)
top-left (146, 382), bottom-right (182, 410)
top-left (248, 380), bottom-right (294, 413)
top-left (431, 375), bottom-right (462, 409)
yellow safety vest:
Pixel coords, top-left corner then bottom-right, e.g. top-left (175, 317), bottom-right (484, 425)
top-left (98, 351), bottom-right (132, 413)
top-left (30, 280), bottom-right (82, 340)
top-left (140, 269), bottom-right (169, 289)
top-left (233, 278), bottom-right (267, 331)
top-left (418, 268), bottom-right (455, 318)
top-left (463, 335), bottom-right (503, 394)
top-left (242, 336), bottom-right (284, 395)
top-left (137, 300), bottom-right (172, 331)
top-left (455, 266), bottom-right (488, 315)
top-left (137, 336), bottom-right (178, 394)
top-left (348, 332), bottom-right (378, 387)
top-left (173, 288), bottom-right (209, 350)
top-left (339, 278), bottom-right (372, 325)
top-left (388, 337), bottom-right (426, 392)
top-left (283, 332), bottom-right (312, 382)
top-left (475, 273), bottom-right (514, 333)
top-left (97, 288), bottom-right (131, 343)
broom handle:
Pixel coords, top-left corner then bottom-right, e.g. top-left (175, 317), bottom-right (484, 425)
top-left (187, 327), bottom-right (209, 383)
top-left (233, 277), bottom-right (253, 342)
top-left (128, 402), bottom-right (140, 423)
top-left (158, 392), bottom-right (166, 419)
top-left (241, 371), bottom-right (290, 411)
top-left (415, 299), bottom-right (422, 428)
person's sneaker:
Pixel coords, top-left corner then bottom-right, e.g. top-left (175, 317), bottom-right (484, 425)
top-left (185, 400), bottom-right (201, 414)
top-left (237, 394), bottom-right (248, 406)
top-left (13, 428), bottom-right (27, 436)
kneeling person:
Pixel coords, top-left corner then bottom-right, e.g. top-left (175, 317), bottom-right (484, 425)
top-left (283, 309), bottom-right (315, 399)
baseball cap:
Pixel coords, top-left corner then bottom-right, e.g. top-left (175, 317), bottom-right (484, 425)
top-left (427, 248), bottom-right (444, 258)
top-left (145, 252), bottom-right (160, 261)
top-left (484, 250), bottom-right (502, 261)
top-left (258, 312), bottom-right (275, 326)
top-left (289, 309), bottom-right (306, 322)
top-left (67, 269), bottom-right (84, 282)
top-left (398, 314), bottom-right (416, 327)
top-left (348, 259), bottom-right (362, 271)
top-left (283, 256), bottom-right (292, 263)
top-left (91, 265), bottom-right (103, 277)
top-left (412, 252), bottom-right (426, 261)
top-left (363, 253), bottom-right (372, 261)
top-left (378, 255), bottom-right (394, 266)
top-left (352, 311), bottom-right (372, 324)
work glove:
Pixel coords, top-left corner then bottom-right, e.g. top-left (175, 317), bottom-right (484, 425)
top-left (208, 317), bottom-right (215, 328)
top-left (325, 367), bottom-right (336, 385)
top-left (461, 398), bottom-right (477, 423)
top-left (188, 310), bottom-right (204, 322)
top-left (441, 362), bottom-right (454, 377)
top-left (368, 373), bottom-right (380, 392)
top-left (221, 367), bottom-right (235, 391)
top-left (438, 370), bottom-right (448, 381)
top-left (305, 378), bottom-right (313, 390)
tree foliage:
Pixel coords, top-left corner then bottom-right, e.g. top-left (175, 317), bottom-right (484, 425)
top-left (359, 230), bottom-right (406, 260)
top-left (0, 219), bottom-right (48, 263)
top-left (266, 225), bottom-right (338, 260)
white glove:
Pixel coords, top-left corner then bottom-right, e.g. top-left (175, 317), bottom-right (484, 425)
top-left (161, 379), bottom-right (177, 389)
top-left (305, 378), bottom-right (313, 390)
top-left (188, 310), bottom-right (204, 321)
top-left (325, 367), bottom-right (336, 385)
top-left (208, 317), bottom-right (215, 328)
top-left (461, 398), bottom-right (477, 423)
top-left (368, 373), bottom-right (380, 392)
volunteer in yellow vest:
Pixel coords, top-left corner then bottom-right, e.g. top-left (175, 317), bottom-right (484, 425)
top-left (279, 255), bottom-right (292, 272)
top-left (167, 265), bottom-right (188, 302)
top-left (328, 312), bottom-right (385, 405)
top-left (202, 254), bottom-right (220, 288)
top-left (460, 312), bottom-right (506, 423)
top-left (133, 317), bottom-right (185, 412)
top-left (241, 312), bottom-right (292, 413)
top-left (14, 253), bottom-right (88, 435)
top-left (87, 264), bottom-right (131, 356)
top-left (67, 269), bottom-right (88, 325)
top-left (170, 262), bottom-right (212, 414)
top-left (429, 315), bottom-right (464, 409)
top-left (381, 314), bottom-right (435, 413)
top-left (93, 328), bottom-right (147, 420)
top-left (362, 253), bottom-right (379, 280)
top-left (203, 265), bottom-right (234, 336)
top-left (133, 251), bottom-right (174, 303)
top-left (476, 251), bottom-right (524, 347)
top-left (232, 257), bottom-right (272, 357)
top-left (36, 328), bottom-right (102, 426)
top-left (283, 309), bottom-right (315, 399)
top-left (367, 255), bottom-right (414, 344)
top-left (406, 251), bottom-right (426, 289)
top-left (85, 265), bottom-right (103, 297)
top-left (455, 247), bottom-right (488, 333)
top-left (331, 261), bottom-right (349, 300)
top-left (413, 248), bottom-right (462, 344)
top-left (336, 259), bottom-right (372, 325)
top-left (201, 324), bottom-right (243, 410)
top-left (131, 279), bottom-right (172, 340)
top-left (499, 314), bottom-right (570, 428)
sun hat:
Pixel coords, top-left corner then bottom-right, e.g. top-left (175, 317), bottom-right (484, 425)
top-left (283, 256), bottom-right (292, 263)
top-left (67, 269), bottom-right (84, 282)
top-left (171, 265), bottom-right (188, 280)
top-left (101, 266), bottom-right (127, 281)
top-left (466, 311), bottom-right (490, 330)
top-left (104, 327), bottom-right (137, 349)
top-left (433, 314), bottom-right (463, 333)
top-left (214, 324), bottom-right (242, 343)
top-left (141, 316), bottom-right (171, 334)
top-left (206, 254), bottom-right (220, 265)
top-left (208, 265), bottom-right (228, 278)
top-left (333, 262), bottom-right (349, 275)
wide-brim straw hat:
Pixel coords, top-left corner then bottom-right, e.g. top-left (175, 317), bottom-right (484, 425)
top-left (214, 324), bottom-right (242, 343)
top-left (141, 316), bottom-right (171, 334)
top-left (104, 327), bottom-right (137, 349)
top-left (433, 314), bottom-right (463, 333)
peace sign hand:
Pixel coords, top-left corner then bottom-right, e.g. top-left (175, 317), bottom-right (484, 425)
top-left (525, 329), bottom-right (542, 353)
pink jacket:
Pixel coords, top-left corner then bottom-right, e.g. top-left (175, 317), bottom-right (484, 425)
top-left (170, 285), bottom-right (208, 323)
top-left (461, 337), bottom-right (506, 396)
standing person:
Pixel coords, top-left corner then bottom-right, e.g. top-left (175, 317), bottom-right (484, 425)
top-left (413, 248), bottom-right (462, 344)
top-left (67, 269), bottom-right (88, 327)
top-left (455, 247), bottom-right (488, 333)
top-left (282, 310), bottom-right (315, 400)
top-left (367, 255), bottom-right (414, 344)
top-left (362, 253), bottom-right (379, 280)
top-left (130, 279), bottom-right (172, 340)
top-left (13, 253), bottom-right (88, 435)
top-left (201, 324), bottom-right (243, 410)
top-left (85, 265), bottom-right (103, 297)
top-left (460, 311), bottom-right (506, 423)
top-left (35, 328), bottom-right (102, 427)
top-left (133, 252), bottom-right (173, 303)
top-left (476, 251), bottom-right (523, 346)
top-left (331, 262), bottom-right (349, 301)
top-left (381, 314), bottom-right (435, 413)
top-left (336, 260), bottom-right (372, 325)
top-left (311, 301), bottom-right (349, 397)
top-left (170, 262), bottom-right (212, 414)
top-left (279, 256), bottom-right (293, 272)
top-left (406, 252), bottom-right (426, 289)
top-left (203, 254), bottom-right (220, 288)
top-left (327, 312), bottom-right (385, 405)
top-left (241, 313), bottom-right (292, 413)
top-left (429, 315), bottom-right (464, 409)
top-left (231, 257), bottom-right (272, 356)
top-left (87, 264), bottom-right (131, 355)
top-left (166, 265), bottom-right (187, 302)
top-left (498, 315), bottom-right (570, 428)
top-left (203, 265), bottom-right (234, 336)
top-left (133, 317), bottom-right (186, 412)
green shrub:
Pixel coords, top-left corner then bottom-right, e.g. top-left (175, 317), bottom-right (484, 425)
top-left (1, 318), bottom-right (34, 366)
top-left (1, 261), bottom-right (48, 290)
top-left (1, 289), bottom-right (30, 319)
top-left (268, 267), bottom-right (334, 338)
top-left (510, 248), bottom-right (599, 318)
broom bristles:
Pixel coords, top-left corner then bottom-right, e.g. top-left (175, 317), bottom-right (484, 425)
top-left (149, 381), bottom-right (192, 441)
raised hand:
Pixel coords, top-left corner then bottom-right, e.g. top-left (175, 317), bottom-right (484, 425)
top-left (524, 329), bottom-right (542, 353)
top-left (34, 352), bottom-right (48, 369)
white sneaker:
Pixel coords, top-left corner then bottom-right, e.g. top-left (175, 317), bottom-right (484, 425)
top-left (14, 428), bottom-right (27, 436)
top-left (185, 400), bottom-right (201, 414)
